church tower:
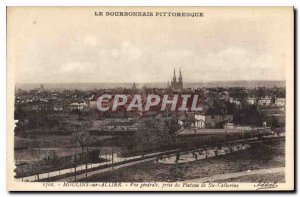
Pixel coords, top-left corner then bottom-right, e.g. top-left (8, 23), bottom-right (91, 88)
top-left (172, 68), bottom-right (177, 87)
top-left (132, 82), bottom-right (137, 93)
top-left (169, 68), bottom-right (183, 91)
top-left (178, 68), bottom-right (183, 90)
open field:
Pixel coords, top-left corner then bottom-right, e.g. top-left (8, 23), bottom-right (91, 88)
top-left (85, 139), bottom-right (285, 182)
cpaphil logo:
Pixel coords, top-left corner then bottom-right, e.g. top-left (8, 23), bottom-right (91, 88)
top-left (94, 94), bottom-right (203, 112)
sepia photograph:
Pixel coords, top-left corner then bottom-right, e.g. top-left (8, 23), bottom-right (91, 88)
top-left (6, 6), bottom-right (294, 191)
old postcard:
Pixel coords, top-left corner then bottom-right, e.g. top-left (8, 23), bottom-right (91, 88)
top-left (7, 6), bottom-right (294, 191)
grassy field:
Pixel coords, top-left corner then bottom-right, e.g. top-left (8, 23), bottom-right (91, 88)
top-left (85, 139), bottom-right (285, 182)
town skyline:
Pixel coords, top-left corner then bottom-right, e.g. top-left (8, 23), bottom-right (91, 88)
top-left (15, 79), bottom-right (286, 85)
top-left (15, 80), bottom-right (286, 92)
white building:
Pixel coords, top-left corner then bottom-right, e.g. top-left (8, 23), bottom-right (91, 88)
top-left (194, 113), bottom-right (233, 129)
top-left (69, 102), bottom-right (88, 111)
top-left (258, 97), bottom-right (272, 106)
top-left (229, 97), bottom-right (241, 106)
top-left (195, 114), bottom-right (205, 128)
top-left (275, 98), bottom-right (285, 107)
top-left (224, 122), bottom-right (235, 129)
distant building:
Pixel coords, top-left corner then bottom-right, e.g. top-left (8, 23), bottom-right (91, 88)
top-left (69, 101), bottom-right (88, 111)
top-left (275, 98), bottom-right (285, 106)
top-left (39, 84), bottom-right (45, 91)
top-left (205, 114), bottom-right (233, 128)
top-left (132, 82), bottom-right (138, 93)
top-left (224, 122), bottom-right (235, 129)
top-left (194, 108), bottom-right (233, 129)
top-left (258, 97), bottom-right (272, 106)
top-left (229, 97), bottom-right (241, 106)
top-left (168, 68), bottom-right (183, 91)
top-left (247, 98), bottom-right (256, 105)
top-left (195, 114), bottom-right (205, 128)
top-left (89, 96), bottom-right (98, 109)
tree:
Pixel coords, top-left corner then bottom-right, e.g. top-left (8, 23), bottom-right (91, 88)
top-left (71, 121), bottom-right (94, 182)
top-left (271, 116), bottom-right (281, 130)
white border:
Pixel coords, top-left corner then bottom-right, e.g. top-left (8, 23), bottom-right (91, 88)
top-left (1, 0), bottom-right (298, 196)
top-left (1, 0), bottom-right (298, 6)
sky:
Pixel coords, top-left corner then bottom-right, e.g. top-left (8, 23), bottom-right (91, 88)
top-left (8, 7), bottom-right (293, 84)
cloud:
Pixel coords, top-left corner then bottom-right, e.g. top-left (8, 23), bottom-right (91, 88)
top-left (108, 41), bottom-right (141, 61)
top-left (121, 41), bottom-right (142, 61)
top-left (60, 62), bottom-right (95, 73)
top-left (186, 46), bottom-right (286, 81)
top-left (205, 47), bottom-right (254, 70)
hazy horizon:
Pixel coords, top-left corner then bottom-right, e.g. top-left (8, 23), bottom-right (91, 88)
top-left (15, 80), bottom-right (286, 91)
top-left (16, 79), bottom-right (285, 84)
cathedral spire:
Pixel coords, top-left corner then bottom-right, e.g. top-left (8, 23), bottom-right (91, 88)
top-left (178, 68), bottom-right (183, 90)
top-left (179, 68), bottom-right (182, 79)
top-left (170, 68), bottom-right (183, 91)
top-left (173, 68), bottom-right (176, 81)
